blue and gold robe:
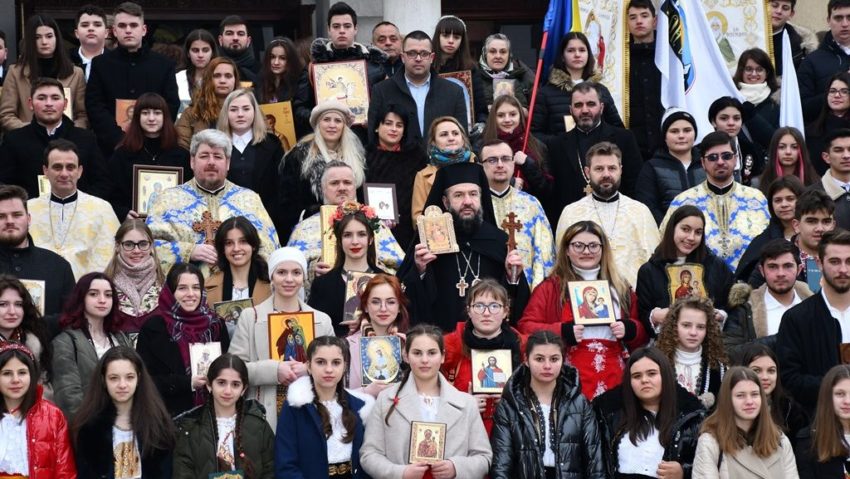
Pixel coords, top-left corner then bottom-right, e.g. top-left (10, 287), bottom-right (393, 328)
top-left (661, 182), bottom-right (769, 271)
top-left (491, 187), bottom-right (555, 289)
top-left (147, 179), bottom-right (279, 277)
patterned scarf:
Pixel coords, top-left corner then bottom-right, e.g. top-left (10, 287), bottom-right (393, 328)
top-left (157, 285), bottom-right (222, 376)
top-left (112, 255), bottom-right (158, 315)
top-left (427, 144), bottom-right (471, 167)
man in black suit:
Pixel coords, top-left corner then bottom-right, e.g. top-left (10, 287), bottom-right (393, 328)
top-left (367, 30), bottom-right (467, 147)
top-left (68, 4), bottom-right (108, 81)
top-left (544, 82), bottom-right (643, 218)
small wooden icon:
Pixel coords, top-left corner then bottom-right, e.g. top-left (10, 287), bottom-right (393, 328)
top-left (568, 280), bottom-right (615, 325)
top-left (320, 205), bottom-right (338, 266)
top-left (132, 164), bottom-right (183, 216)
top-left (665, 263), bottom-right (708, 303)
top-left (417, 205), bottom-right (459, 254)
top-left (116, 99), bottom-right (137, 132)
top-left (190, 342), bottom-right (222, 379)
top-left (360, 335), bottom-right (402, 384)
top-left (409, 421), bottom-right (446, 464)
top-left (20, 279), bottom-right (45, 315)
top-left (213, 298), bottom-right (254, 326)
top-left (471, 349), bottom-right (513, 394)
top-left (268, 312), bottom-right (315, 362)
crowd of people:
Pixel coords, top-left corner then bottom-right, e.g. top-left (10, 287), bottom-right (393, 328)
top-left (0, 0), bottom-right (849, 477)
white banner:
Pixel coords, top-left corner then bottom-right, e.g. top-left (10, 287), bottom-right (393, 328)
top-left (577, 0), bottom-right (627, 124)
top-left (700, 0), bottom-right (772, 73)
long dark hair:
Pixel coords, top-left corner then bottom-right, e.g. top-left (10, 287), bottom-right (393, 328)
top-left (206, 353), bottom-right (255, 476)
top-left (19, 14), bottom-right (74, 80)
top-left (370, 103), bottom-right (413, 150)
top-left (58, 272), bottom-right (123, 333)
top-left (73, 346), bottom-right (175, 456)
top-left (763, 175), bottom-right (805, 221)
top-left (0, 275), bottom-right (52, 382)
top-left (385, 324), bottom-right (444, 425)
top-left (259, 37), bottom-right (303, 103)
top-left (553, 32), bottom-right (594, 80)
top-left (214, 216), bottom-right (269, 280)
top-left (620, 347), bottom-right (679, 447)
top-left (481, 94), bottom-right (545, 164)
top-left (812, 365), bottom-right (850, 462)
top-left (116, 92), bottom-right (179, 152)
top-left (332, 212), bottom-right (379, 271)
top-left (0, 346), bottom-right (39, 419)
top-left (813, 72), bottom-right (850, 135)
top-left (166, 263), bottom-right (205, 292)
top-left (653, 205), bottom-right (709, 262)
top-left (759, 127), bottom-right (819, 193)
top-left (738, 343), bottom-right (793, 433)
top-left (432, 16), bottom-right (474, 72)
top-left (307, 336), bottom-right (357, 442)
top-left (182, 29), bottom-right (218, 97)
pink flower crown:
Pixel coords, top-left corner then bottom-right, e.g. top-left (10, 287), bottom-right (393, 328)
top-left (331, 201), bottom-right (382, 233)
top-left (0, 341), bottom-right (35, 361)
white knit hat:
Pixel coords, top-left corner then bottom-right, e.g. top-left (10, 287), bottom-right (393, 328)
top-left (267, 247), bottom-right (308, 281)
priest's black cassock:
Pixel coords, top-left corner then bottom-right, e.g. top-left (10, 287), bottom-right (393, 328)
top-left (397, 163), bottom-right (530, 332)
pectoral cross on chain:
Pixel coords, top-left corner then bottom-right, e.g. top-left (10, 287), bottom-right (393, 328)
top-left (456, 277), bottom-right (469, 297)
top-left (583, 183), bottom-right (593, 196)
top-left (192, 211), bottom-right (221, 245)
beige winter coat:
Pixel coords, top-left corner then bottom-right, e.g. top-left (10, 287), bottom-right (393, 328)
top-left (692, 432), bottom-right (799, 479)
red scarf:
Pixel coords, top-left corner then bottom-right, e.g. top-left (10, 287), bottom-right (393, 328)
top-left (497, 128), bottom-right (527, 182)
top-left (156, 285), bottom-right (223, 375)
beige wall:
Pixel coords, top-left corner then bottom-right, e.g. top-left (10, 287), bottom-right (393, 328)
top-left (794, 4), bottom-right (828, 36)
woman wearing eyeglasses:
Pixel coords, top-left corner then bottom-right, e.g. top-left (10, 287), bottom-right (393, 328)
top-left (518, 220), bottom-right (647, 400)
top-left (635, 205), bottom-right (734, 339)
top-left (806, 72), bottom-right (850, 176)
top-left (443, 279), bottom-right (526, 436)
top-left (732, 48), bottom-right (780, 152)
top-left (104, 219), bottom-right (166, 335)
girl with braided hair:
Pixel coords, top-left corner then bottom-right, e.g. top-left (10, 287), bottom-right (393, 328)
top-left (173, 353), bottom-right (274, 478)
top-left (360, 324), bottom-right (492, 479)
top-left (276, 335), bottom-right (373, 478)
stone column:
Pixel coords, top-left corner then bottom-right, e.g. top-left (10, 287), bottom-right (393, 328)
top-left (0, 0), bottom-right (17, 60)
top-left (383, 0), bottom-right (441, 37)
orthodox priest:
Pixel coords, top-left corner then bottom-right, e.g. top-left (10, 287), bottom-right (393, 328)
top-left (398, 162), bottom-right (530, 332)
top-left (661, 131), bottom-right (769, 271)
top-left (556, 141), bottom-right (659, 285)
top-left (147, 129), bottom-right (279, 276)
top-left (480, 139), bottom-right (554, 288)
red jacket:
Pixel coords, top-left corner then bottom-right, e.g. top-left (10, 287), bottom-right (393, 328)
top-left (442, 321), bottom-right (527, 436)
top-left (24, 386), bottom-right (77, 479)
top-left (517, 276), bottom-right (648, 350)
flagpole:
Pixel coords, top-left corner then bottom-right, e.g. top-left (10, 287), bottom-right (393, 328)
top-left (521, 30), bottom-right (548, 155)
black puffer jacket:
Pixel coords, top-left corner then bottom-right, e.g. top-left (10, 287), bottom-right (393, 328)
top-left (530, 68), bottom-right (624, 143)
top-left (593, 384), bottom-right (705, 479)
top-left (634, 149), bottom-right (706, 224)
top-left (490, 364), bottom-right (605, 479)
top-left (173, 400), bottom-right (274, 479)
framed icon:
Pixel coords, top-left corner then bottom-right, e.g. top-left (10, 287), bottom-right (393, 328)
top-left (116, 99), bottom-right (137, 133)
top-left (63, 87), bottom-right (73, 120)
top-left (409, 421), bottom-right (446, 464)
top-left (213, 298), bottom-right (254, 327)
top-left (320, 205), bottom-right (338, 266)
top-left (363, 183), bottom-right (399, 221)
top-left (311, 59), bottom-right (370, 125)
top-left (132, 165), bottom-right (183, 216)
top-left (343, 272), bottom-right (375, 327)
top-left (259, 101), bottom-right (296, 152)
top-left (268, 312), bottom-right (315, 361)
top-left (470, 349), bottom-right (513, 394)
top-left (416, 205), bottom-right (459, 255)
top-left (37, 175), bottom-right (50, 198)
top-left (492, 78), bottom-right (517, 100)
top-left (190, 342), bottom-right (222, 379)
top-left (19, 279), bottom-right (45, 315)
top-left (438, 70), bottom-right (474, 131)
top-left (568, 280), bottom-right (615, 325)
top-left (665, 263), bottom-right (708, 303)
top-left (360, 335), bottom-right (402, 385)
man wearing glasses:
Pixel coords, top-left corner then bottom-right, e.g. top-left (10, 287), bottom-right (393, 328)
top-left (660, 131), bottom-right (770, 271)
top-left (480, 139), bottom-right (554, 288)
top-left (28, 139), bottom-right (119, 281)
top-left (368, 30), bottom-right (467, 145)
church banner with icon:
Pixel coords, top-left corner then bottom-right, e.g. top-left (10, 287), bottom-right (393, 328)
top-left (700, 0), bottom-right (772, 73)
top-left (576, 0), bottom-right (626, 127)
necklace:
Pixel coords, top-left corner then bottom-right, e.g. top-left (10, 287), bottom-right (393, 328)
top-left (576, 147), bottom-right (593, 196)
top-left (142, 145), bottom-right (158, 163)
top-left (590, 196), bottom-right (620, 239)
top-left (454, 250), bottom-right (481, 297)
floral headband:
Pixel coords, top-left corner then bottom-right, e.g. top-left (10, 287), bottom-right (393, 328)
top-left (0, 341), bottom-right (35, 361)
top-left (331, 201), bottom-right (381, 233)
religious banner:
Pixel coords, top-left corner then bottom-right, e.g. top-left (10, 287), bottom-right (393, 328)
top-left (577, 0), bottom-right (626, 126)
top-left (311, 59), bottom-right (370, 125)
top-left (700, 0), bottom-right (772, 73)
